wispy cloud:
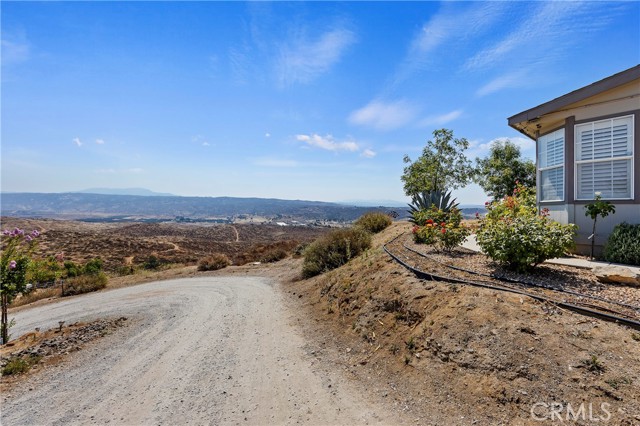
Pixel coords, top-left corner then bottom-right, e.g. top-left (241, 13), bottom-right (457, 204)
top-left (349, 99), bottom-right (417, 131)
top-left (95, 139), bottom-right (105, 145)
top-left (73, 138), bottom-right (83, 147)
top-left (277, 28), bottom-right (356, 87)
top-left (475, 71), bottom-right (528, 97)
top-left (465, 2), bottom-right (624, 72)
top-left (296, 133), bottom-right (359, 152)
top-left (418, 109), bottom-right (463, 127)
top-left (361, 149), bottom-right (376, 159)
top-left (392, 2), bottom-right (509, 85)
top-left (1, 36), bottom-right (30, 66)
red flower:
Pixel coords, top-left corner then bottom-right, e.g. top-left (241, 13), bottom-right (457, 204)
top-left (440, 222), bottom-right (446, 227)
top-left (441, 228), bottom-right (446, 234)
top-left (426, 219), bottom-right (434, 224)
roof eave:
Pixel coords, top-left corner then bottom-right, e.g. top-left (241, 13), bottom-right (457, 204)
top-left (508, 64), bottom-right (640, 136)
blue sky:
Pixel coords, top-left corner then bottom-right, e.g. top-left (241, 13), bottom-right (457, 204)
top-left (2, 1), bottom-right (639, 205)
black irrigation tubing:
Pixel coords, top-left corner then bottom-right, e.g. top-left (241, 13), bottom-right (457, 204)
top-left (383, 234), bottom-right (640, 331)
top-left (402, 242), bottom-right (640, 313)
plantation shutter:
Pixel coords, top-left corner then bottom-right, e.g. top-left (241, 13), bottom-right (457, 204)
top-left (538, 129), bottom-right (564, 202)
top-left (575, 115), bottom-right (633, 199)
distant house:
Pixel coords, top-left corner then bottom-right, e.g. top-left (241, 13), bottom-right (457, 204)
top-left (508, 65), bottom-right (640, 254)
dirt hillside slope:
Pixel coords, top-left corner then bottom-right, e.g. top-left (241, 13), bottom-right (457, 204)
top-left (286, 223), bottom-right (640, 426)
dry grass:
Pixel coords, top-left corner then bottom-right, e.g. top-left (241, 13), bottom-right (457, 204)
top-left (11, 287), bottom-right (61, 308)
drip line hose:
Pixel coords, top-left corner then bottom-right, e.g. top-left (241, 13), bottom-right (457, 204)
top-left (402, 242), bottom-right (640, 313)
top-left (383, 233), bottom-right (640, 331)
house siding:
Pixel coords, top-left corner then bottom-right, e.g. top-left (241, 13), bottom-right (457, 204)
top-left (522, 74), bottom-right (640, 255)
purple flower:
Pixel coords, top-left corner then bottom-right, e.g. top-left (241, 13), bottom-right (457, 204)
top-left (2, 229), bottom-right (10, 236)
top-left (25, 235), bottom-right (33, 242)
top-left (12, 228), bottom-right (24, 236)
top-left (9, 260), bottom-right (17, 269)
top-left (31, 230), bottom-right (40, 237)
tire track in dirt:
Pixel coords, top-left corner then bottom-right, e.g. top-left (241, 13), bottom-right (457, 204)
top-left (1, 277), bottom-right (409, 425)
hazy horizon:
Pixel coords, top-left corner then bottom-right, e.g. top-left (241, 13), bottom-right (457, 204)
top-left (2, 2), bottom-right (638, 205)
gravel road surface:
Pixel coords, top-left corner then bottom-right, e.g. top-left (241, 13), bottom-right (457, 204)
top-left (1, 277), bottom-right (404, 425)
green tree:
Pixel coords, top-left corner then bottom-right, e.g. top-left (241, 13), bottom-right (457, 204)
top-left (584, 192), bottom-right (616, 260)
top-left (1, 228), bottom-right (39, 344)
top-left (475, 139), bottom-right (536, 200)
top-left (401, 129), bottom-right (474, 197)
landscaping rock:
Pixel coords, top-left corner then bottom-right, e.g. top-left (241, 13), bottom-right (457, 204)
top-left (592, 266), bottom-right (640, 286)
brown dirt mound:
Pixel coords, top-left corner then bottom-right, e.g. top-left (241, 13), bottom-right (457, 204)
top-left (286, 222), bottom-right (640, 425)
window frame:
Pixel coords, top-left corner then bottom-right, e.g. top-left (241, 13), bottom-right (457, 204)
top-left (574, 114), bottom-right (634, 201)
top-left (538, 128), bottom-right (565, 203)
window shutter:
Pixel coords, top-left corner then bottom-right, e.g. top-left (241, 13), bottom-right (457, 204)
top-left (575, 115), bottom-right (633, 200)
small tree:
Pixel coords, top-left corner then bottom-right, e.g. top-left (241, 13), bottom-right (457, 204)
top-left (401, 129), bottom-right (474, 197)
top-left (584, 192), bottom-right (616, 260)
top-left (475, 139), bottom-right (536, 200)
top-left (1, 228), bottom-right (39, 344)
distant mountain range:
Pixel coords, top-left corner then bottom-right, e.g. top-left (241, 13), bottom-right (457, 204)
top-left (73, 188), bottom-right (175, 197)
top-left (0, 192), bottom-right (407, 222)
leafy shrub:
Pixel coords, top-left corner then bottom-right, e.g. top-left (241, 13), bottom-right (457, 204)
top-left (1, 355), bottom-right (41, 376)
top-left (234, 240), bottom-right (299, 265)
top-left (604, 223), bottom-right (640, 266)
top-left (476, 185), bottom-right (577, 271)
top-left (62, 272), bottom-right (108, 296)
top-left (142, 255), bottom-right (162, 270)
top-left (28, 258), bottom-right (60, 284)
top-left (83, 258), bottom-right (104, 275)
top-left (302, 227), bottom-right (371, 278)
top-left (412, 207), bottom-right (470, 251)
top-left (64, 261), bottom-right (80, 278)
top-left (259, 248), bottom-right (288, 263)
top-left (197, 253), bottom-right (231, 271)
top-left (354, 212), bottom-right (392, 234)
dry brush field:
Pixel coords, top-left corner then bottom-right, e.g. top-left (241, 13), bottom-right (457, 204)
top-left (0, 217), bottom-right (329, 271)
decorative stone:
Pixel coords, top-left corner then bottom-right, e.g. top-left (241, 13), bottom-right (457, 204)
top-left (593, 266), bottom-right (640, 286)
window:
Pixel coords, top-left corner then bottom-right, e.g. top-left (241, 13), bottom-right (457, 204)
top-left (575, 115), bottom-right (634, 200)
top-left (538, 128), bottom-right (564, 201)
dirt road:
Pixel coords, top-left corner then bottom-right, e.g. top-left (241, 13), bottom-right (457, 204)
top-left (1, 277), bottom-right (406, 425)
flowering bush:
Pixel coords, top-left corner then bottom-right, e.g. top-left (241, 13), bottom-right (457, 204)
top-left (476, 184), bottom-right (577, 272)
top-left (412, 207), bottom-right (470, 252)
top-left (1, 228), bottom-right (39, 344)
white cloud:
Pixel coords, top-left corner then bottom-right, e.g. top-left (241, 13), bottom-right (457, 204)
top-left (277, 28), bottom-right (356, 86)
top-left (202, 142), bottom-right (210, 147)
top-left (361, 149), bottom-right (376, 159)
top-left (475, 72), bottom-right (527, 97)
top-left (95, 139), bottom-right (105, 145)
top-left (349, 99), bottom-right (417, 131)
top-left (265, 132), bottom-right (271, 138)
top-left (478, 137), bottom-right (535, 152)
top-left (418, 109), bottom-right (463, 127)
top-left (73, 138), bottom-right (83, 147)
top-left (296, 134), bottom-right (359, 152)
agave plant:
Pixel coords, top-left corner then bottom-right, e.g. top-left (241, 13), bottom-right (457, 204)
top-left (408, 189), bottom-right (459, 224)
